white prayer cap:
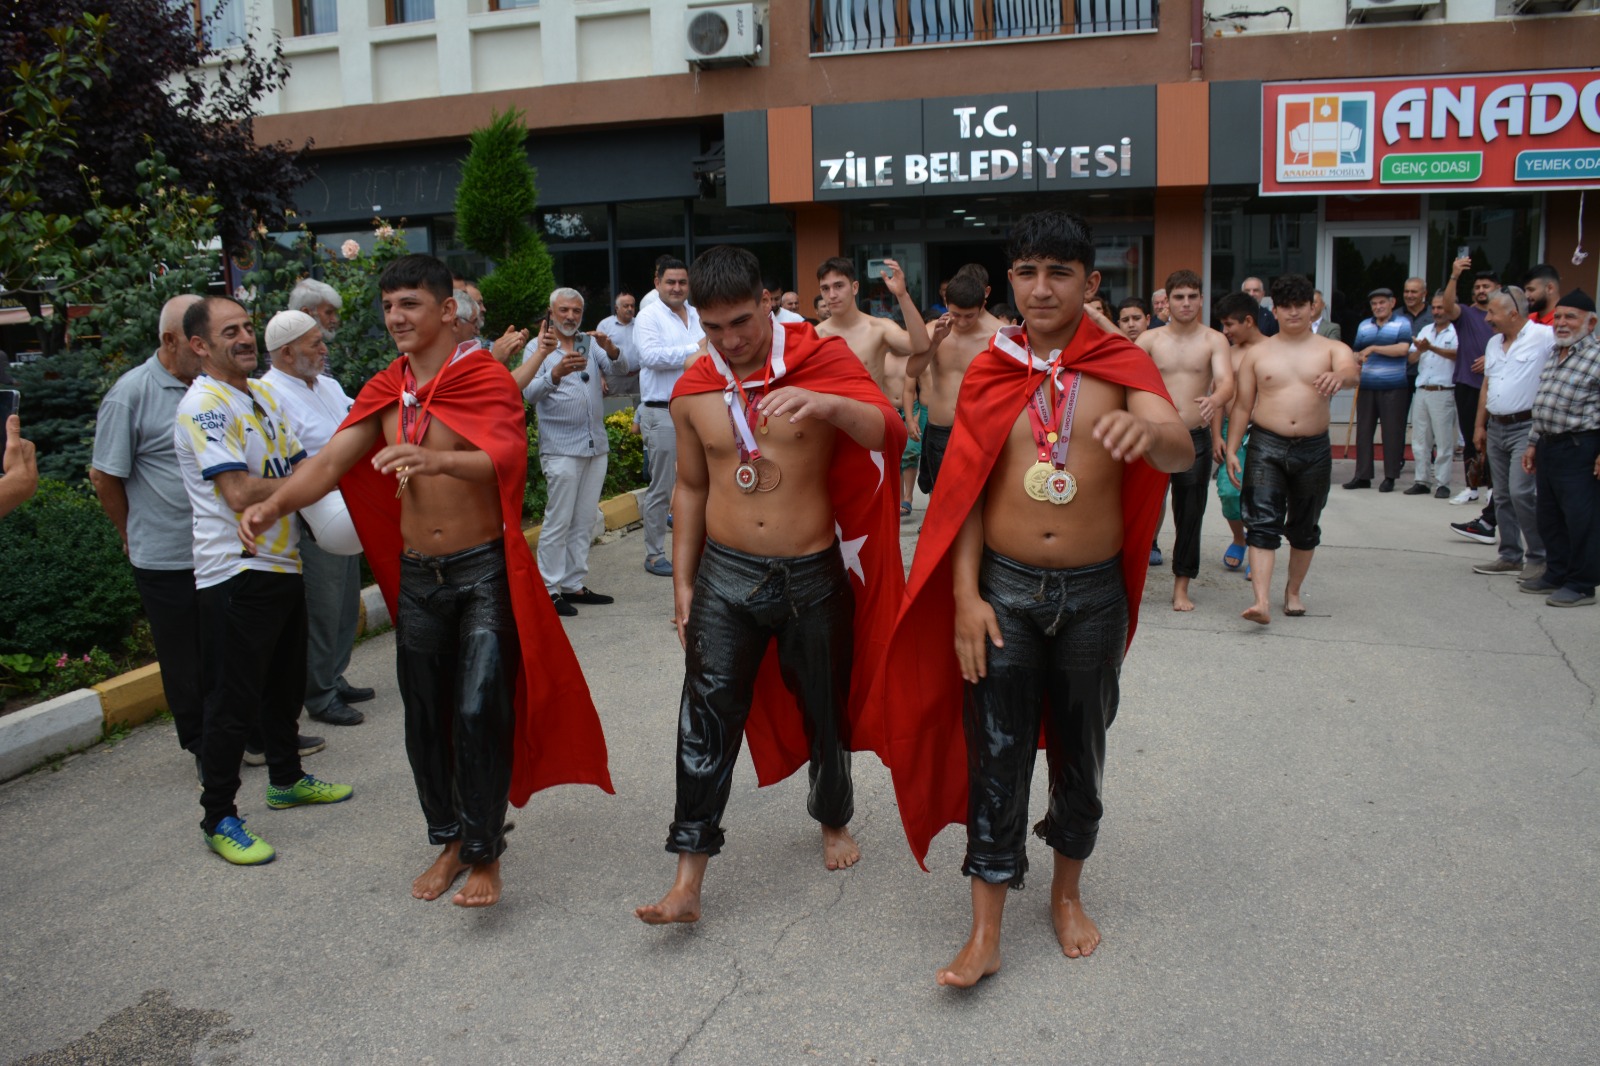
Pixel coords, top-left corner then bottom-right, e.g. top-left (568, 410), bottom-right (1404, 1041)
top-left (264, 309), bottom-right (320, 354)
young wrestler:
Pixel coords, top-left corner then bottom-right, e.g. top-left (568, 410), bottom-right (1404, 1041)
top-left (636, 245), bottom-right (906, 925)
top-left (880, 211), bottom-right (1192, 986)
top-left (240, 254), bottom-right (612, 907)
top-left (1212, 293), bottom-right (1268, 571)
top-left (1225, 274), bottom-right (1359, 623)
top-left (1138, 271), bottom-right (1235, 611)
top-left (903, 272), bottom-right (1001, 494)
top-left (816, 256), bottom-right (932, 400)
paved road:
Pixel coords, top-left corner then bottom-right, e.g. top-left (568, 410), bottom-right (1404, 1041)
top-left (3, 460), bottom-right (1597, 1065)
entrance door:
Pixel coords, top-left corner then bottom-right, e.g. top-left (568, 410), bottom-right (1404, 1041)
top-left (1318, 224), bottom-right (1422, 422)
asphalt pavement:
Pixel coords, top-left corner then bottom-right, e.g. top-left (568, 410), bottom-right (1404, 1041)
top-left (3, 456), bottom-right (1597, 1065)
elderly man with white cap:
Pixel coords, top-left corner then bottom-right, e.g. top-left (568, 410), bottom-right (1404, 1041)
top-left (261, 309), bottom-right (372, 726)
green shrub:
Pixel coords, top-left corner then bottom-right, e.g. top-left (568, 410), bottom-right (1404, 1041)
top-left (603, 407), bottom-right (647, 498)
top-left (8, 348), bottom-right (108, 483)
top-left (0, 479), bottom-right (141, 656)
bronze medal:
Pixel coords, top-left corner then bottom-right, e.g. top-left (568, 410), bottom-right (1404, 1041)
top-left (734, 462), bottom-right (759, 493)
top-left (1045, 469), bottom-right (1077, 505)
top-left (1023, 461), bottom-right (1053, 502)
top-left (752, 456), bottom-right (781, 492)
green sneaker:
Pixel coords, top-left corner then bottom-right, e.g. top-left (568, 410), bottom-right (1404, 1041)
top-left (266, 774), bottom-right (354, 809)
top-left (205, 816), bottom-right (276, 865)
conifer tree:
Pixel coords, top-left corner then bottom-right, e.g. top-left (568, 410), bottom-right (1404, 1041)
top-left (454, 109), bottom-right (554, 333)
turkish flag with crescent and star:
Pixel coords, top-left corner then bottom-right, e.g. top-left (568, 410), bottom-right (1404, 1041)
top-left (672, 319), bottom-right (908, 783)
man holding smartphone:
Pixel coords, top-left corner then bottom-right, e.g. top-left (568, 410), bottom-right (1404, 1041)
top-left (0, 404), bottom-right (38, 519)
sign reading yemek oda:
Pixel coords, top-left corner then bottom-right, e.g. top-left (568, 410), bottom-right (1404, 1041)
top-left (811, 88), bottom-right (1156, 201)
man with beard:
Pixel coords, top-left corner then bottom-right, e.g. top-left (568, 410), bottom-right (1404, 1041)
top-left (1443, 262), bottom-right (1501, 516)
top-left (176, 296), bottom-right (353, 865)
top-left (1523, 264), bottom-right (1561, 326)
top-left (635, 258), bottom-right (707, 577)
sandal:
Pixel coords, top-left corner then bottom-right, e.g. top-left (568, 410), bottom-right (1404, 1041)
top-left (1223, 544), bottom-right (1245, 570)
top-left (899, 501), bottom-right (912, 517)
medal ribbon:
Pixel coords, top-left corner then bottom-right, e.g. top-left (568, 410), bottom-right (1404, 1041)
top-left (398, 341), bottom-right (476, 446)
top-left (722, 356), bottom-right (774, 463)
top-left (1024, 360), bottom-right (1083, 471)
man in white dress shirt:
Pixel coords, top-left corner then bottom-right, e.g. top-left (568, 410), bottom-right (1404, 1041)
top-left (1405, 294), bottom-right (1459, 498)
top-left (261, 310), bottom-right (371, 726)
top-left (596, 292), bottom-right (641, 399)
top-left (633, 258), bottom-right (707, 576)
top-left (1471, 286), bottom-right (1554, 579)
top-left (513, 288), bottom-right (634, 614)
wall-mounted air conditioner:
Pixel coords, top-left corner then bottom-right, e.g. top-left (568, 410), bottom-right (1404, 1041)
top-left (685, 5), bottom-right (763, 68)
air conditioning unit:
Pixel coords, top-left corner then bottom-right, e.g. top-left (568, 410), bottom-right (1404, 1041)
top-left (1348, 0), bottom-right (1433, 22)
top-left (685, 4), bottom-right (763, 68)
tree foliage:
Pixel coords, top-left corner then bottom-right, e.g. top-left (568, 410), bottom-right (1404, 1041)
top-left (1, 0), bottom-right (306, 255)
top-left (454, 109), bottom-right (553, 332)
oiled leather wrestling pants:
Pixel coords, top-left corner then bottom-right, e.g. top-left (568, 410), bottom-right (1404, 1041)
top-left (396, 540), bottom-right (518, 866)
top-left (668, 538), bottom-right (855, 856)
top-left (963, 550), bottom-right (1127, 888)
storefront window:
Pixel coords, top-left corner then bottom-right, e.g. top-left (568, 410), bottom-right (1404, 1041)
top-left (1427, 193), bottom-right (1542, 300)
top-left (618, 200), bottom-right (688, 242)
top-left (430, 216), bottom-right (491, 281)
top-left (549, 248), bottom-right (612, 329)
top-left (540, 204), bottom-right (609, 245)
top-left (848, 244), bottom-right (926, 321)
top-left (693, 200), bottom-right (792, 240)
top-left (1209, 190), bottom-right (1319, 298)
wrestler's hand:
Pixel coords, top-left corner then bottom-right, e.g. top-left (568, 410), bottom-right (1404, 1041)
top-left (371, 442), bottom-right (440, 478)
top-left (1092, 410), bottom-right (1155, 463)
top-left (1082, 299), bottom-right (1118, 335)
top-left (491, 324), bottom-right (529, 366)
top-left (1195, 395), bottom-right (1218, 425)
top-left (905, 409), bottom-right (922, 443)
top-left (237, 499), bottom-right (283, 555)
top-left (672, 585), bottom-right (694, 650)
top-left (929, 314), bottom-right (953, 348)
top-left (1312, 371), bottom-right (1344, 397)
top-left (1212, 436), bottom-right (1227, 466)
top-left (1226, 451), bottom-right (1243, 489)
top-left (880, 258), bottom-right (909, 297)
top-left (759, 386), bottom-right (836, 426)
top-left (954, 594), bottom-right (1002, 683)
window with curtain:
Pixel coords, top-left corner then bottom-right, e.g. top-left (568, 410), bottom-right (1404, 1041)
top-left (298, 0), bottom-right (338, 34)
top-left (392, 0), bottom-right (437, 23)
top-left (200, 0), bottom-right (246, 48)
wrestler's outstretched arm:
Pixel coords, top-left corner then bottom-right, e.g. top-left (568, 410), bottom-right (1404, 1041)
top-left (1225, 351), bottom-right (1258, 488)
top-left (237, 417), bottom-right (381, 550)
top-left (951, 494), bottom-right (1001, 683)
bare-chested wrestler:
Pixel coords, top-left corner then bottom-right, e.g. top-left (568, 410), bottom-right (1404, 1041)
top-left (881, 210), bottom-right (1191, 986)
top-left (241, 254), bottom-right (611, 907)
top-left (1212, 292), bottom-right (1269, 570)
top-left (636, 246), bottom-right (905, 925)
top-left (816, 256), bottom-right (931, 401)
top-left (1225, 273), bottom-right (1359, 623)
top-left (1137, 270), bottom-right (1235, 611)
top-left (903, 272), bottom-right (1000, 494)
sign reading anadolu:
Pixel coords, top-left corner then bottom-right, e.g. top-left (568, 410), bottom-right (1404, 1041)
top-left (1260, 70), bottom-right (1600, 195)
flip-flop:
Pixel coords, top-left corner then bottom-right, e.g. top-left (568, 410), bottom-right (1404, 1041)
top-left (899, 501), bottom-right (912, 517)
top-left (1223, 544), bottom-right (1245, 570)
top-left (1243, 563), bottom-right (1251, 579)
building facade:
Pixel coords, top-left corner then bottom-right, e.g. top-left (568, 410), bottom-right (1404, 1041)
top-left (243, 0), bottom-right (1600, 327)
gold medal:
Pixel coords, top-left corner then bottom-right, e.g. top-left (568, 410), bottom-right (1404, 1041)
top-left (1023, 461), bottom-right (1053, 502)
top-left (395, 466), bottom-right (410, 498)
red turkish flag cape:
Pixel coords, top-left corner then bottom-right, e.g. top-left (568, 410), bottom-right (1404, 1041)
top-left (879, 320), bottom-right (1174, 868)
top-left (337, 346), bottom-right (613, 805)
top-left (671, 320), bottom-right (907, 783)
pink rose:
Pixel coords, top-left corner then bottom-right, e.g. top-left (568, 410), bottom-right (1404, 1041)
top-left (341, 239), bottom-right (360, 260)
top-left (375, 225), bottom-right (395, 240)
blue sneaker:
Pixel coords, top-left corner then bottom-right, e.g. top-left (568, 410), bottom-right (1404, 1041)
top-left (205, 816), bottom-right (276, 865)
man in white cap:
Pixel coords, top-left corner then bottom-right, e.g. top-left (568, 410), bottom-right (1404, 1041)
top-left (262, 309), bottom-right (372, 726)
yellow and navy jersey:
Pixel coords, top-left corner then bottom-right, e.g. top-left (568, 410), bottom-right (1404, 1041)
top-left (174, 375), bottom-right (306, 589)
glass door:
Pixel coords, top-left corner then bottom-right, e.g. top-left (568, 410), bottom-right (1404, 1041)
top-left (1318, 224), bottom-right (1422, 424)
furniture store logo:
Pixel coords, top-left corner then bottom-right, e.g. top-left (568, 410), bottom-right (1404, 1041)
top-left (1276, 92), bottom-right (1376, 182)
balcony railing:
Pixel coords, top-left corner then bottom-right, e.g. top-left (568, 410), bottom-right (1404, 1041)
top-left (811, 0), bottom-right (1158, 53)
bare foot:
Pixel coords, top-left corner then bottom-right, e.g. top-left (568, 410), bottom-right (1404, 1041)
top-left (412, 842), bottom-right (469, 901)
top-left (823, 824), bottom-right (860, 870)
top-left (1051, 897), bottom-right (1101, 958)
top-left (635, 885), bottom-right (702, 924)
top-left (637, 853), bottom-right (707, 924)
top-left (1283, 591), bottom-right (1307, 616)
top-left (452, 860), bottom-right (502, 907)
top-left (1172, 590), bottom-right (1195, 612)
top-left (1241, 603), bottom-right (1271, 625)
top-left (936, 931), bottom-right (1001, 988)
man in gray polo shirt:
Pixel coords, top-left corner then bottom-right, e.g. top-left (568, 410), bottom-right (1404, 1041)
top-left (92, 295), bottom-right (325, 766)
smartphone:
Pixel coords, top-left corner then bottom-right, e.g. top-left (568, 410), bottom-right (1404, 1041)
top-left (1456, 245), bottom-right (1470, 260)
top-left (866, 258), bottom-right (890, 282)
top-left (0, 389), bottom-right (18, 475)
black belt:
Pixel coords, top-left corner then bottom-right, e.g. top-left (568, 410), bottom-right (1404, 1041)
top-left (642, 400), bottom-right (670, 409)
top-left (1489, 410), bottom-right (1533, 426)
top-left (1418, 385), bottom-right (1451, 391)
top-left (1542, 428), bottom-right (1600, 442)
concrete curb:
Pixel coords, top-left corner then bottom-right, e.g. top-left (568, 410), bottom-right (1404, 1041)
top-left (0, 487), bottom-right (648, 784)
top-left (0, 690), bottom-right (105, 781)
